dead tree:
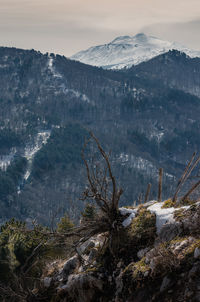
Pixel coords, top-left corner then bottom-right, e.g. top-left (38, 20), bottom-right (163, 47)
top-left (80, 132), bottom-right (124, 255)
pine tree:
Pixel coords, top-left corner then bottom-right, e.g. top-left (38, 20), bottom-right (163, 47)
top-left (57, 214), bottom-right (74, 233)
top-left (81, 203), bottom-right (96, 221)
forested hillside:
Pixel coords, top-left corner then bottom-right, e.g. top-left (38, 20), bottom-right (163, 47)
top-left (0, 46), bottom-right (200, 224)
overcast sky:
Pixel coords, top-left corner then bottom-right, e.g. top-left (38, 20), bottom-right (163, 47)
top-left (0, 0), bottom-right (200, 56)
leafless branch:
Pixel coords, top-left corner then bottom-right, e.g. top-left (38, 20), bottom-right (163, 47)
top-left (173, 152), bottom-right (200, 202)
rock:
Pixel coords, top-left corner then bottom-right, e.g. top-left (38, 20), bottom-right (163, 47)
top-left (173, 238), bottom-right (194, 254)
top-left (77, 239), bottom-right (95, 255)
top-left (194, 247), bottom-right (200, 259)
top-left (76, 234), bottom-right (105, 256)
top-left (145, 248), bottom-right (155, 264)
top-left (180, 204), bottom-right (200, 234)
top-left (137, 247), bottom-right (149, 259)
top-left (160, 276), bottom-right (171, 292)
top-left (43, 277), bottom-right (52, 288)
top-left (144, 271), bottom-right (149, 277)
top-left (88, 248), bottom-right (98, 263)
top-left (65, 273), bottom-right (104, 302)
top-left (159, 222), bottom-right (182, 242)
top-left (62, 255), bottom-right (79, 280)
top-left (149, 256), bottom-right (162, 271)
top-left (78, 265), bottom-right (84, 273)
top-left (115, 270), bottom-right (124, 300)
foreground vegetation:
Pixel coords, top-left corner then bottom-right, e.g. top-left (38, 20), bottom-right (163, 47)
top-left (1, 135), bottom-right (200, 301)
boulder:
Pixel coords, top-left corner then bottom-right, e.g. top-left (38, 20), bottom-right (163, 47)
top-left (159, 221), bottom-right (182, 242)
top-left (43, 277), bottom-right (52, 288)
top-left (137, 247), bottom-right (149, 259)
top-left (64, 272), bottom-right (104, 302)
top-left (62, 255), bottom-right (79, 281)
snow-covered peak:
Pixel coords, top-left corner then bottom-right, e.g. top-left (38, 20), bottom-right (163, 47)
top-left (111, 35), bottom-right (133, 44)
top-left (70, 33), bottom-right (200, 70)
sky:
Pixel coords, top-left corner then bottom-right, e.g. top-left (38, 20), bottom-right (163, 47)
top-left (0, 0), bottom-right (200, 57)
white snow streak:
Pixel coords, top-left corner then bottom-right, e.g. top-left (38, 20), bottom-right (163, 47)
top-left (48, 56), bottom-right (62, 78)
top-left (23, 130), bottom-right (51, 181)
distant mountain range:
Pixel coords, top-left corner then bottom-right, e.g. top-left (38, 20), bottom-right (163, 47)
top-left (71, 33), bottom-right (200, 69)
top-left (0, 45), bottom-right (200, 225)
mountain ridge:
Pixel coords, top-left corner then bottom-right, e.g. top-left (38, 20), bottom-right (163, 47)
top-left (0, 46), bottom-right (200, 224)
top-left (71, 33), bottom-right (200, 69)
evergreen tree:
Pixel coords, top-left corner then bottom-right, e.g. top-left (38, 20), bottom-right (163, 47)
top-left (57, 214), bottom-right (74, 233)
top-left (81, 203), bottom-right (96, 221)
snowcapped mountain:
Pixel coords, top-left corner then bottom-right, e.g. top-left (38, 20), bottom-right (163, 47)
top-left (71, 33), bottom-right (200, 69)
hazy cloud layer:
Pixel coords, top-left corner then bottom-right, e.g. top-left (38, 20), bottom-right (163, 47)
top-left (142, 19), bottom-right (200, 50)
top-left (0, 0), bottom-right (200, 56)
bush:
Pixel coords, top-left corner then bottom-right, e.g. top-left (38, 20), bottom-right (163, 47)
top-left (81, 203), bottom-right (96, 222)
top-left (0, 218), bottom-right (49, 283)
top-left (57, 214), bottom-right (74, 233)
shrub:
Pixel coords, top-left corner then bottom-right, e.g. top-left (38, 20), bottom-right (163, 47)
top-left (57, 214), bottom-right (74, 233)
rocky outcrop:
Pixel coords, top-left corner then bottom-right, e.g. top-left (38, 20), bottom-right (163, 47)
top-left (41, 201), bottom-right (200, 302)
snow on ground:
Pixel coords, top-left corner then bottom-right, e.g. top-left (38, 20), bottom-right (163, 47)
top-left (118, 153), bottom-right (158, 178)
top-left (47, 55), bottom-right (92, 104)
top-left (17, 130), bottom-right (51, 193)
top-left (0, 150), bottom-right (16, 171)
top-left (147, 202), bottom-right (176, 234)
top-left (118, 153), bottom-right (175, 180)
top-left (24, 130), bottom-right (51, 161)
top-left (120, 201), bottom-right (194, 233)
top-left (149, 130), bottom-right (165, 143)
top-left (60, 84), bottom-right (91, 104)
top-left (119, 207), bottom-right (138, 227)
top-left (23, 130), bottom-right (51, 181)
top-left (48, 55), bottom-right (62, 78)
top-left (147, 202), bottom-right (191, 234)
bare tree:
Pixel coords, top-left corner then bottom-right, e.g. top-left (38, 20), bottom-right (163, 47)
top-left (78, 132), bottom-right (124, 255)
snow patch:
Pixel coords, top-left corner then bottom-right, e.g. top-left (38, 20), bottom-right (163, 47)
top-left (118, 153), bottom-right (175, 180)
top-left (119, 207), bottom-right (138, 227)
top-left (118, 153), bottom-right (157, 177)
top-left (24, 130), bottom-right (51, 162)
top-left (0, 64), bottom-right (8, 68)
top-left (18, 130), bottom-right (51, 193)
top-left (47, 55), bottom-right (91, 104)
top-left (147, 202), bottom-right (176, 234)
top-left (61, 85), bottom-right (91, 104)
top-left (48, 55), bottom-right (62, 78)
top-left (0, 149), bottom-right (16, 171)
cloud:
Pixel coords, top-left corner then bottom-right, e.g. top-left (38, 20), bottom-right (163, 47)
top-left (0, 0), bottom-right (199, 55)
top-left (141, 19), bottom-right (200, 50)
